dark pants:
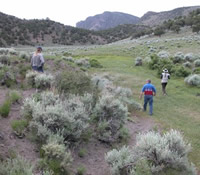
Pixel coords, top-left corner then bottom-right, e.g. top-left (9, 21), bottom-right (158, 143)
top-left (144, 95), bottom-right (153, 115)
top-left (161, 83), bottom-right (167, 95)
top-left (32, 66), bottom-right (44, 73)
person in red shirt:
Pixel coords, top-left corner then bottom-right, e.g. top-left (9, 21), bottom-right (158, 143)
top-left (139, 79), bottom-right (156, 115)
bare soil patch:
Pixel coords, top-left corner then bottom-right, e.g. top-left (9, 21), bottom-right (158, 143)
top-left (71, 115), bottom-right (155, 175)
top-left (0, 88), bottom-right (39, 163)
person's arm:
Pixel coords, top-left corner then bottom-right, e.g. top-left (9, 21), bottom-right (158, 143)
top-left (139, 86), bottom-right (145, 99)
top-left (153, 86), bottom-right (156, 96)
top-left (39, 54), bottom-right (45, 67)
top-left (168, 74), bottom-right (170, 79)
top-left (139, 92), bottom-right (143, 99)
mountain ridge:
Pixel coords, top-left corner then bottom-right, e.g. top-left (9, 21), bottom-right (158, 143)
top-left (76, 11), bottom-right (140, 31)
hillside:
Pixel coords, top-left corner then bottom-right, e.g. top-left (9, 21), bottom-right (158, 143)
top-left (140, 6), bottom-right (200, 26)
top-left (0, 6), bottom-right (200, 47)
top-left (0, 12), bottom-right (108, 47)
top-left (76, 11), bottom-right (140, 31)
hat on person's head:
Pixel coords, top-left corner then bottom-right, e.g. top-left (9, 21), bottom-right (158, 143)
top-left (37, 46), bottom-right (42, 51)
top-left (163, 68), bottom-right (168, 73)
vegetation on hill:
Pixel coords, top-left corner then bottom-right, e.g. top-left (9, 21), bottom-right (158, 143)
top-left (0, 7), bottom-right (200, 47)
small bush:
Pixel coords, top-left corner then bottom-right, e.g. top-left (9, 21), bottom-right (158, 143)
top-left (89, 59), bottom-right (103, 68)
top-left (11, 119), bottom-right (28, 136)
top-left (78, 148), bottom-right (87, 158)
top-left (184, 74), bottom-right (200, 87)
top-left (19, 52), bottom-right (30, 61)
top-left (42, 139), bottom-right (72, 174)
top-left (105, 130), bottom-right (197, 175)
top-left (184, 53), bottom-right (194, 62)
top-left (0, 55), bottom-right (10, 65)
top-left (183, 61), bottom-right (192, 68)
top-left (9, 90), bottom-right (21, 103)
top-left (77, 165), bottom-right (87, 175)
top-left (26, 71), bottom-right (39, 87)
top-left (35, 73), bottom-right (54, 90)
top-left (157, 50), bottom-right (170, 59)
top-left (22, 91), bottom-right (90, 143)
top-left (135, 57), bottom-right (143, 66)
top-left (194, 59), bottom-right (200, 67)
top-left (173, 52), bottom-right (185, 63)
top-left (0, 155), bottom-right (33, 175)
top-left (172, 66), bottom-right (191, 77)
top-left (75, 58), bottom-right (90, 68)
top-left (0, 99), bottom-right (11, 117)
top-left (55, 70), bottom-right (93, 95)
top-left (0, 67), bottom-right (16, 87)
top-left (62, 56), bottom-right (74, 62)
top-left (94, 94), bottom-right (128, 142)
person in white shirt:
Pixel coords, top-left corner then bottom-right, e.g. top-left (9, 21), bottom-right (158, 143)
top-left (161, 68), bottom-right (170, 95)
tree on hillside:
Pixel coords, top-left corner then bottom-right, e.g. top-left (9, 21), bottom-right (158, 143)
top-left (192, 24), bottom-right (200, 33)
top-left (170, 24), bottom-right (181, 33)
top-left (154, 27), bottom-right (165, 37)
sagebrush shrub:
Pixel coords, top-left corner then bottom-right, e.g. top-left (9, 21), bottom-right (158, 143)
top-left (94, 94), bottom-right (128, 142)
top-left (0, 155), bottom-right (33, 175)
top-left (157, 50), bottom-right (170, 59)
top-left (135, 57), bottom-right (142, 66)
top-left (75, 58), bottom-right (90, 68)
top-left (0, 55), bottom-right (10, 65)
top-left (194, 59), bottom-right (200, 67)
top-left (105, 130), bottom-right (197, 175)
top-left (184, 53), bottom-right (194, 62)
top-left (184, 74), bottom-right (200, 87)
top-left (173, 52), bottom-right (185, 63)
top-left (22, 91), bottom-right (90, 143)
top-left (35, 73), bottom-right (54, 90)
top-left (19, 52), bottom-right (30, 61)
top-left (0, 66), bottom-right (16, 87)
top-left (183, 61), bottom-right (192, 68)
top-left (62, 56), bottom-right (74, 62)
top-left (105, 145), bottom-right (135, 175)
top-left (25, 71), bottom-right (39, 87)
top-left (42, 139), bottom-right (72, 172)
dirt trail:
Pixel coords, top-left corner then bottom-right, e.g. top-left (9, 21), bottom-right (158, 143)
top-left (0, 88), bottom-right (39, 163)
top-left (72, 115), bottom-right (155, 175)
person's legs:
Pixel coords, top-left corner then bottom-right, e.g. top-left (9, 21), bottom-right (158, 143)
top-left (143, 95), bottom-right (148, 111)
top-left (37, 66), bottom-right (44, 73)
top-left (32, 66), bottom-right (38, 71)
top-left (149, 96), bottom-right (153, 115)
top-left (162, 83), bottom-right (167, 95)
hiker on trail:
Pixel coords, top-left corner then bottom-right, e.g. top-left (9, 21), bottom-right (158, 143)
top-left (31, 46), bottom-right (45, 73)
top-left (161, 68), bottom-right (170, 95)
top-left (139, 79), bottom-right (156, 116)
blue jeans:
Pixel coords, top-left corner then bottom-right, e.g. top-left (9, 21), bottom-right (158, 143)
top-left (32, 66), bottom-right (43, 73)
top-left (144, 95), bottom-right (153, 115)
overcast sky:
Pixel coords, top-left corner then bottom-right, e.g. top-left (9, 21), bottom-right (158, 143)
top-left (1, 0), bottom-right (199, 27)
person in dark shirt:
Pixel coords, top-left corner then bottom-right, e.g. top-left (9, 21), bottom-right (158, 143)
top-left (31, 46), bottom-right (45, 72)
top-left (139, 79), bottom-right (156, 115)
